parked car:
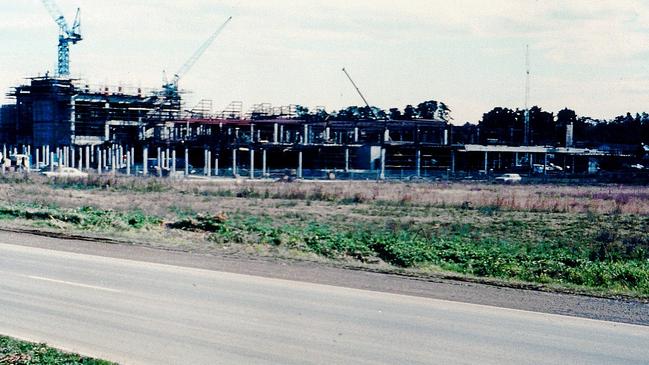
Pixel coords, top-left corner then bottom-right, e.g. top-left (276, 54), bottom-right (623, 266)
top-left (495, 173), bottom-right (522, 184)
top-left (42, 167), bottom-right (88, 178)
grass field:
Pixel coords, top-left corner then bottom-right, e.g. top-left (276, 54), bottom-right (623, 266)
top-left (1, 174), bottom-right (648, 298)
top-left (0, 336), bottom-right (114, 365)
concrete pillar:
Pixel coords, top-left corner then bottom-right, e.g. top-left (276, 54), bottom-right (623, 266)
top-left (232, 149), bottom-right (237, 176)
top-left (484, 151), bottom-right (488, 174)
top-left (172, 150), bottom-right (177, 175)
top-left (279, 125), bottom-right (284, 143)
top-left (112, 153), bottom-right (116, 175)
top-left (50, 152), bottom-right (55, 172)
top-left (262, 149), bottom-right (267, 177)
top-left (380, 148), bottom-right (386, 180)
top-left (250, 124), bottom-right (255, 143)
top-left (157, 147), bottom-right (162, 171)
top-left (354, 127), bottom-right (359, 143)
top-left (303, 124), bottom-right (309, 145)
top-left (130, 147), bottom-right (135, 167)
top-left (416, 149), bottom-right (422, 177)
top-left (250, 149), bottom-right (255, 179)
top-left (126, 151), bottom-right (131, 176)
top-left (384, 129), bottom-right (390, 143)
top-left (451, 150), bottom-right (456, 174)
top-left (85, 146), bottom-right (90, 171)
top-left (78, 148), bottom-right (82, 171)
top-left (273, 123), bottom-right (279, 143)
top-left (143, 147), bottom-right (148, 176)
top-left (2, 145), bottom-right (5, 161)
top-left (35, 149), bottom-right (40, 171)
top-left (71, 147), bottom-right (76, 169)
top-left (214, 158), bottom-right (219, 176)
top-left (207, 151), bottom-right (212, 177)
top-left (184, 148), bottom-right (189, 176)
top-left (96, 147), bottom-right (101, 173)
top-left (165, 148), bottom-right (170, 169)
top-left (345, 148), bottom-right (350, 172)
top-left (298, 151), bottom-right (303, 178)
top-left (204, 149), bottom-right (208, 176)
top-left (444, 130), bottom-right (449, 145)
top-left (325, 127), bottom-right (331, 142)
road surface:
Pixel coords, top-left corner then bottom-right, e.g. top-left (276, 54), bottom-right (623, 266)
top-left (0, 242), bottom-right (648, 364)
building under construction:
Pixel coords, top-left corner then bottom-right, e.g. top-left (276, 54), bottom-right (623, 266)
top-left (0, 73), bottom-right (638, 180)
top-left (0, 2), bottom-right (643, 180)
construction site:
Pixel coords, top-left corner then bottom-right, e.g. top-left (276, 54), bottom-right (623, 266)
top-left (0, 1), bottom-right (643, 181)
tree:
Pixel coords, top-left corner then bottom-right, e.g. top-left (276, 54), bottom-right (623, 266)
top-left (389, 108), bottom-right (402, 120)
top-left (416, 100), bottom-right (438, 119)
top-left (403, 105), bottom-right (416, 120)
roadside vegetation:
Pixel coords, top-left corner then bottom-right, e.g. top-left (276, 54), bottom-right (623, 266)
top-left (0, 336), bottom-right (115, 365)
top-left (0, 174), bottom-right (648, 298)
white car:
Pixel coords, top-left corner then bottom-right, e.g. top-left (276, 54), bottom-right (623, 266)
top-left (495, 173), bottom-right (522, 184)
top-left (42, 167), bottom-right (89, 178)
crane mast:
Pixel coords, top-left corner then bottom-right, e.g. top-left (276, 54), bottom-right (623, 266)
top-left (41, 0), bottom-right (82, 77)
top-left (342, 67), bottom-right (379, 120)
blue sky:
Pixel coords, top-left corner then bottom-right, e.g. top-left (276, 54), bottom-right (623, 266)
top-left (1, 0), bottom-right (649, 123)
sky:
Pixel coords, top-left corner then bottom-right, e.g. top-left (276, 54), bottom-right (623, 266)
top-left (2, 0), bottom-right (649, 124)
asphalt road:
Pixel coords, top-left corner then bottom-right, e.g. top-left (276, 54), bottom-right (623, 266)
top-left (1, 242), bottom-right (648, 365)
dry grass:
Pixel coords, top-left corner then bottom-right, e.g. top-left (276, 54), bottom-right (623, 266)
top-left (2, 174), bottom-right (649, 215)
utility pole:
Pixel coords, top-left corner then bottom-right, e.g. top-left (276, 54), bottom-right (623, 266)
top-left (524, 45), bottom-right (530, 146)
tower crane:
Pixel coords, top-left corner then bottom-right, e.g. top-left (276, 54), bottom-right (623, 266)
top-left (40, 0), bottom-right (82, 77)
top-left (163, 16), bottom-right (233, 100)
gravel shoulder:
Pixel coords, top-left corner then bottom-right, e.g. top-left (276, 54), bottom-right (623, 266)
top-left (1, 229), bottom-right (647, 327)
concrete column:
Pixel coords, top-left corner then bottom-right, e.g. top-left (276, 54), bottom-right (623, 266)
top-left (207, 151), bottom-right (212, 177)
top-left (96, 147), bottom-right (101, 173)
top-left (184, 148), bottom-right (189, 176)
top-left (85, 146), bottom-right (90, 171)
top-left (384, 129), bottom-right (390, 143)
top-left (325, 127), bottom-right (331, 142)
top-left (273, 123), bottom-right (279, 143)
top-left (380, 148), bottom-right (386, 180)
top-left (50, 152), bottom-right (55, 172)
top-left (165, 148), bottom-right (170, 169)
top-left (35, 148), bottom-right (40, 171)
top-left (214, 158), bottom-right (219, 176)
top-left (451, 150), bottom-right (456, 174)
top-left (250, 124), bottom-right (255, 143)
top-left (298, 151), bottom-right (303, 179)
top-left (354, 127), bottom-right (359, 143)
top-left (2, 145), bottom-right (5, 161)
top-left (71, 147), bottom-right (76, 169)
top-left (130, 147), bottom-right (135, 167)
top-left (78, 148), bottom-right (82, 171)
top-left (444, 130), bottom-right (449, 145)
top-left (172, 150), bottom-right (177, 175)
top-left (232, 149), bottom-right (237, 176)
top-left (484, 151), bottom-right (488, 174)
top-left (416, 149), bottom-right (422, 177)
top-left (250, 149), bottom-right (255, 179)
top-left (157, 147), bottom-right (162, 171)
top-left (262, 149), bottom-right (267, 177)
top-left (126, 151), bottom-right (131, 176)
top-left (112, 153), bottom-right (116, 175)
top-left (102, 149), bottom-right (107, 170)
top-left (279, 125), bottom-right (284, 143)
top-left (345, 148), bottom-right (349, 172)
top-left (143, 147), bottom-right (148, 176)
top-left (204, 149), bottom-right (208, 176)
top-left (303, 124), bottom-right (309, 145)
